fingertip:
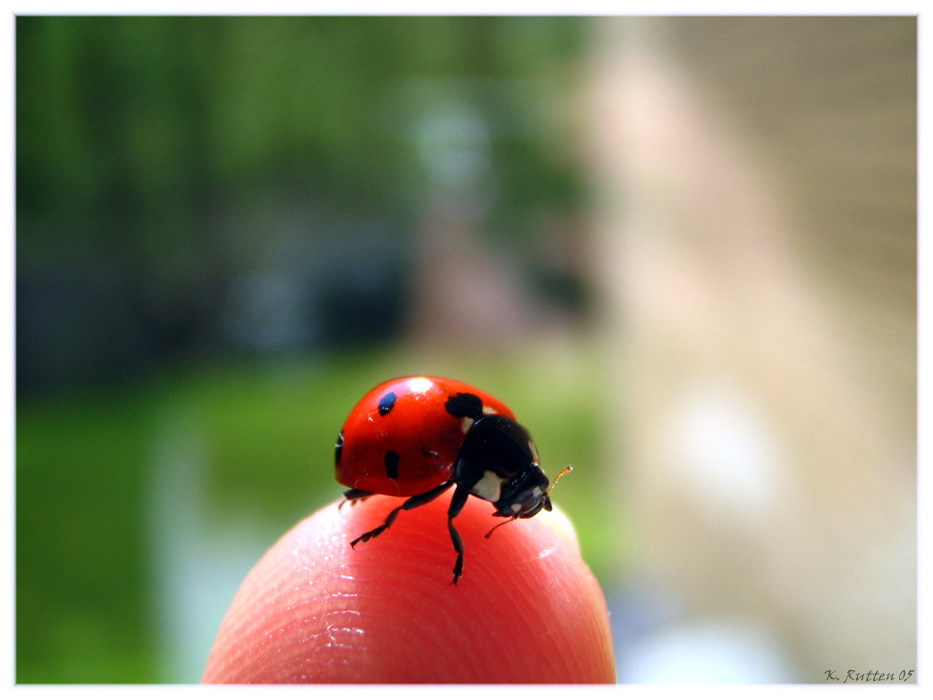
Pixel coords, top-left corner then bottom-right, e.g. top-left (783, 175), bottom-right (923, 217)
top-left (534, 501), bottom-right (584, 554)
top-left (203, 490), bottom-right (615, 683)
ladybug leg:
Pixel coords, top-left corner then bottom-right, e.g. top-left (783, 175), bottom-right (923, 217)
top-left (447, 485), bottom-right (470, 585)
top-left (339, 488), bottom-right (374, 510)
top-left (350, 481), bottom-right (453, 547)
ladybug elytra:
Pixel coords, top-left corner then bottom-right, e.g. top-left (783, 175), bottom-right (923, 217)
top-left (335, 376), bottom-right (570, 584)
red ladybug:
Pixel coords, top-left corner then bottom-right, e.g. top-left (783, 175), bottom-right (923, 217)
top-left (335, 376), bottom-right (570, 584)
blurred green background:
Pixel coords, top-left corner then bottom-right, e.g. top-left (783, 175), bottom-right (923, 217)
top-left (16, 16), bottom-right (611, 683)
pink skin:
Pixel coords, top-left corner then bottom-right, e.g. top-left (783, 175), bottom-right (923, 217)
top-left (202, 489), bottom-right (616, 683)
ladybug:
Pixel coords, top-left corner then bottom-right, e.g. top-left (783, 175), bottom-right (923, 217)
top-left (335, 376), bottom-right (571, 584)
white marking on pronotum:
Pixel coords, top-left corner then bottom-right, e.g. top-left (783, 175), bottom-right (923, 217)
top-left (482, 405), bottom-right (498, 415)
top-left (510, 502), bottom-right (522, 513)
top-left (461, 417), bottom-right (475, 434)
top-left (472, 470), bottom-right (505, 501)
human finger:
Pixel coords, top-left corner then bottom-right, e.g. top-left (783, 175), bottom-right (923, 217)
top-left (202, 489), bottom-right (616, 683)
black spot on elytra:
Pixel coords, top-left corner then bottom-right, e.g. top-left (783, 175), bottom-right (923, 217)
top-left (445, 392), bottom-right (484, 420)
top-left (335, 431), bottom-right (344, 465)
top-left (378, 392), bottom-right (398, 415)
top-left (384, 450), bottom-right (401, 479)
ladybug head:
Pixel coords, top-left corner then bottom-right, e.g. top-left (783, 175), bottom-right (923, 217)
top-left (486, 464), bottom-right (573, 539)
top-left (494, 466), bottom-right (552, 518)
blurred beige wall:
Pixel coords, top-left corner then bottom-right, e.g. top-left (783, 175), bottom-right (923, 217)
top-left (586, 17), bottom-right (915, 680)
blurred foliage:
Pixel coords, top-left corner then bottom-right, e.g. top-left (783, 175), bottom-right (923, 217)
top-left (18, 386), bottom-right (156, 682)
top-left (17, 16), bottom-right (585, 392)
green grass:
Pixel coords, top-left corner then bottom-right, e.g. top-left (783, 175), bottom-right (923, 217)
top-left (17, 384), bottom-right (159, 683)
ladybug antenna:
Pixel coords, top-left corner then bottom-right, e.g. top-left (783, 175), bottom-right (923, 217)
top-left (484, 465), bottom-right (574, 540)
top-left (546, 465), bottom-right (574, 495)
top-left (484, 515), bottom-right (517, 539)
